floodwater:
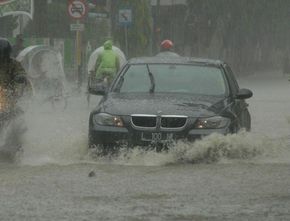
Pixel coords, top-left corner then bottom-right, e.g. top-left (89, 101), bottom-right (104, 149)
top-left (1, 71), bottom-right (290, 221)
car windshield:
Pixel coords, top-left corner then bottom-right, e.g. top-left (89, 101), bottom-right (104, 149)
top-left (113, 64), bottom-right (228, 96)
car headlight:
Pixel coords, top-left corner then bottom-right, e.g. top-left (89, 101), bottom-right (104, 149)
top-left (93, 113), bottom-right (124, 127)
top-left (195, 116), bottom-right (230, 129)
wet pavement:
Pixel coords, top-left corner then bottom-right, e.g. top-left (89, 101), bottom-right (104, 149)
top-left (0, 71), bottom-right (290, 221)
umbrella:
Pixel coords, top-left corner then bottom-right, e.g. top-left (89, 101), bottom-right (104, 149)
top-left (87, 46), bottom-right (126, 74)
top-left (16, 45), bottom-right (66, 80)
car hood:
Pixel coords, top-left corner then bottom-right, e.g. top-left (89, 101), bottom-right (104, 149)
top-left (99, 93), bottom-right (228, 117)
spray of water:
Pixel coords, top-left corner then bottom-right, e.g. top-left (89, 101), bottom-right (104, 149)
top-left (18, 90), bottom-right (290, 167)
top-left (18, 93), bottom-right (290, 167)
top-left (88, 131), bottom-right (290, 166)
top-left (14, 70), bottom-right (290, 168)
top-left (19, 93), bottom-right (89, 166)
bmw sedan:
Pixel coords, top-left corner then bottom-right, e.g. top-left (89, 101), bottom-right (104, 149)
top-left (88, 57), bottom-right (253, 151)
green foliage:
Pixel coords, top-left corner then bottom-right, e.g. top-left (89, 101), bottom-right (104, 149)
top-left (186, 0), bottom-right (290, 72)
top-left (25, 0), bottom-right (71, 38)
top-left (112, 0), bottom-right (152, 57)
top-left (25, 0), bottom-right (110, 44)
top-left (0, 16), bottom-right (18, 37)
top-left (46, 1), bottom-right (71, 38)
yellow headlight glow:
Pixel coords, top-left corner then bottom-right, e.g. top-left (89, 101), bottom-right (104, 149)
top-left (113, 116), bottom-right (124, 127)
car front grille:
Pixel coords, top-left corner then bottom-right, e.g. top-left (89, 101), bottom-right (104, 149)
top-left (131, 114), bottom-right (187, 131)
top-left (161, 116), bottom-right (187, 128)
top-left (131, 115), bottom-right (156, 128)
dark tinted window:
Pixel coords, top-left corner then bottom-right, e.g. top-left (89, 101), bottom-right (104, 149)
top-left (114, 64), bottom-right (228, 96)
top-left (224, 64), bottom-right (239, 95)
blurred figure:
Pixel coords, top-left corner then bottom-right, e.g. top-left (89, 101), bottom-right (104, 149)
top-left (87, 41), bottom-right (126, 105)
top-left (0, 37), bottom-right (30, 161)
top-left (11, 34), bottom-right (24, 58)
top-left (93, 40), bottom-right (120, 84)
top-left (0, 38), bottom-right (27, 100)
top-left (156, 39), bottom-right (180, 57)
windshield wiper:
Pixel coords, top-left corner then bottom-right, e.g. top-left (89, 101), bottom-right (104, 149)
top-left (146, 64), bottom-right (155, 93)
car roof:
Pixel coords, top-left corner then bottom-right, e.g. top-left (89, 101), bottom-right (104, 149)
top-left (127, 56), bottom-right (225, 67)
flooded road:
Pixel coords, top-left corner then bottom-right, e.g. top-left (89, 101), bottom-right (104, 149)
top-left (1, 71), bottom-right (290, 220)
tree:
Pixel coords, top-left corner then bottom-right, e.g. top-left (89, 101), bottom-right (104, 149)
top-left (0, 16), bottom-right (18, 37)
top-left (185, 0), bottom-right (290, 74)
top-left (25, 0), bottom-right (71, 38)
top-left (111, 0), bottom-right (152, 57)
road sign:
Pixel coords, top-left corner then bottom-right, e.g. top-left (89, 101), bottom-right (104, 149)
top-left (70, 23), bottom-right (84, 31)
top-left (118, 8), bottom-right (132, 27)
top-left (68, 0), bottom-right (88, 19)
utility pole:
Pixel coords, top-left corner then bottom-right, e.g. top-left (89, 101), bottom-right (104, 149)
top-left (153, 0), bottom-right (160, 54)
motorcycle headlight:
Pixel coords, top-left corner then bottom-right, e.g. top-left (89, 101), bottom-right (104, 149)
top-left (195, 116), bottom-right (230, 129)
top-left (93, 113), bottom-right (124, 127)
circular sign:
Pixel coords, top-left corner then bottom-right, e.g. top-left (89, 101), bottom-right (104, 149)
top-left (0, 0), bottom-right (9, 4)
top-left (68, 0), bottom-right (88, 19)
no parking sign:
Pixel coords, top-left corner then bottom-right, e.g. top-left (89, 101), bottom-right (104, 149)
top-left (68, 0), bottom-right (88, 19)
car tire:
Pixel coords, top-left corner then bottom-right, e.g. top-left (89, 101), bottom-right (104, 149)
top-left (88, 140), bottom-right (117, 156)
top-left (240, 109), bottom-right (251, 132)
top-left (97, 144), bottom-right (116, 156)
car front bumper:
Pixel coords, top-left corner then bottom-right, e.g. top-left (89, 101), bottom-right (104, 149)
top-left (88, 124), bottom-right (231, 148)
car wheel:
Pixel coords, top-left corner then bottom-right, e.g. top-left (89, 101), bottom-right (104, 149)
top-left (240, 109), bottom-right (251, 132)
top-left (88, 141), bottom-right (118, 156)
top-left (97, 144), bottom-right (117, 156)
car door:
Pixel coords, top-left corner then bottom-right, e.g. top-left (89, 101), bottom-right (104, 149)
top-left (223, 64), bottom-right (251, 131)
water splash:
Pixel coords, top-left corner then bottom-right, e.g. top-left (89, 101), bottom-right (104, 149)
top-left (17, 91), bottom-right (290, 167)
top-left (19, 94), bottom-right (89, 166)
top-left (89, 131), bottom-right (290, 166)
top-left (20, 95), bottom-right (290, 167)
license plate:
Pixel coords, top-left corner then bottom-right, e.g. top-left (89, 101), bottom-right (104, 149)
top-left (141, 132), bottom-right (174, 143)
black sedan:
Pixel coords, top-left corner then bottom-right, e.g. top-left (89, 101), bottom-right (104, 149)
top-left (88, 57), bottom-right (253, 151)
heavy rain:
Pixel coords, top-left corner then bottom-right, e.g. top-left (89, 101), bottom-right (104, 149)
top-left (0, 0), bottom-right (290, 220)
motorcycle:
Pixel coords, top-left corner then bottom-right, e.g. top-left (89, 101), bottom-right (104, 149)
top-left (87, 45), bottom-right (126, 105)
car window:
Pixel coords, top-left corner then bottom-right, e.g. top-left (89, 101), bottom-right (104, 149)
top-left (224, 64), bottom-right (239, 95)
top-left (118, 65), bottom-right (152, 92)
top-left (116, 64), bottom-right (228, 96)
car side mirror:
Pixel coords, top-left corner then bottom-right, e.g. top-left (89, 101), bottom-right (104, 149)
top-left (88, 82), bottom-right (108, 96)
top-left (235, 88), bottom-right (253, 99)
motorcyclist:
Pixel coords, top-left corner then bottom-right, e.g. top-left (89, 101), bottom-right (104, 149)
top-left (0, 38), bottom-right (29, 161)
top-left (93, 40), bottom-right (120, 84)
top-left (0, 38), bottom-right (28, 103)
top-left (156, 39), bottom-right (180, 57)
top-left (87, 40), bottom-right (120, 102)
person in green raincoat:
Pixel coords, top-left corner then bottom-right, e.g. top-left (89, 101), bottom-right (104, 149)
top-left (94, 40), bottom-right (120, 84)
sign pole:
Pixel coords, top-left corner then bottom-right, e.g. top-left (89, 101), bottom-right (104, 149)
top-left (76, 19), bottom-right (82, 89)
top-left (124, 26), bottom-right (128, 57)
top-left (118, 8), bottom-right (132, 57)
top-left (67, 0), bottom-right (88, 90)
